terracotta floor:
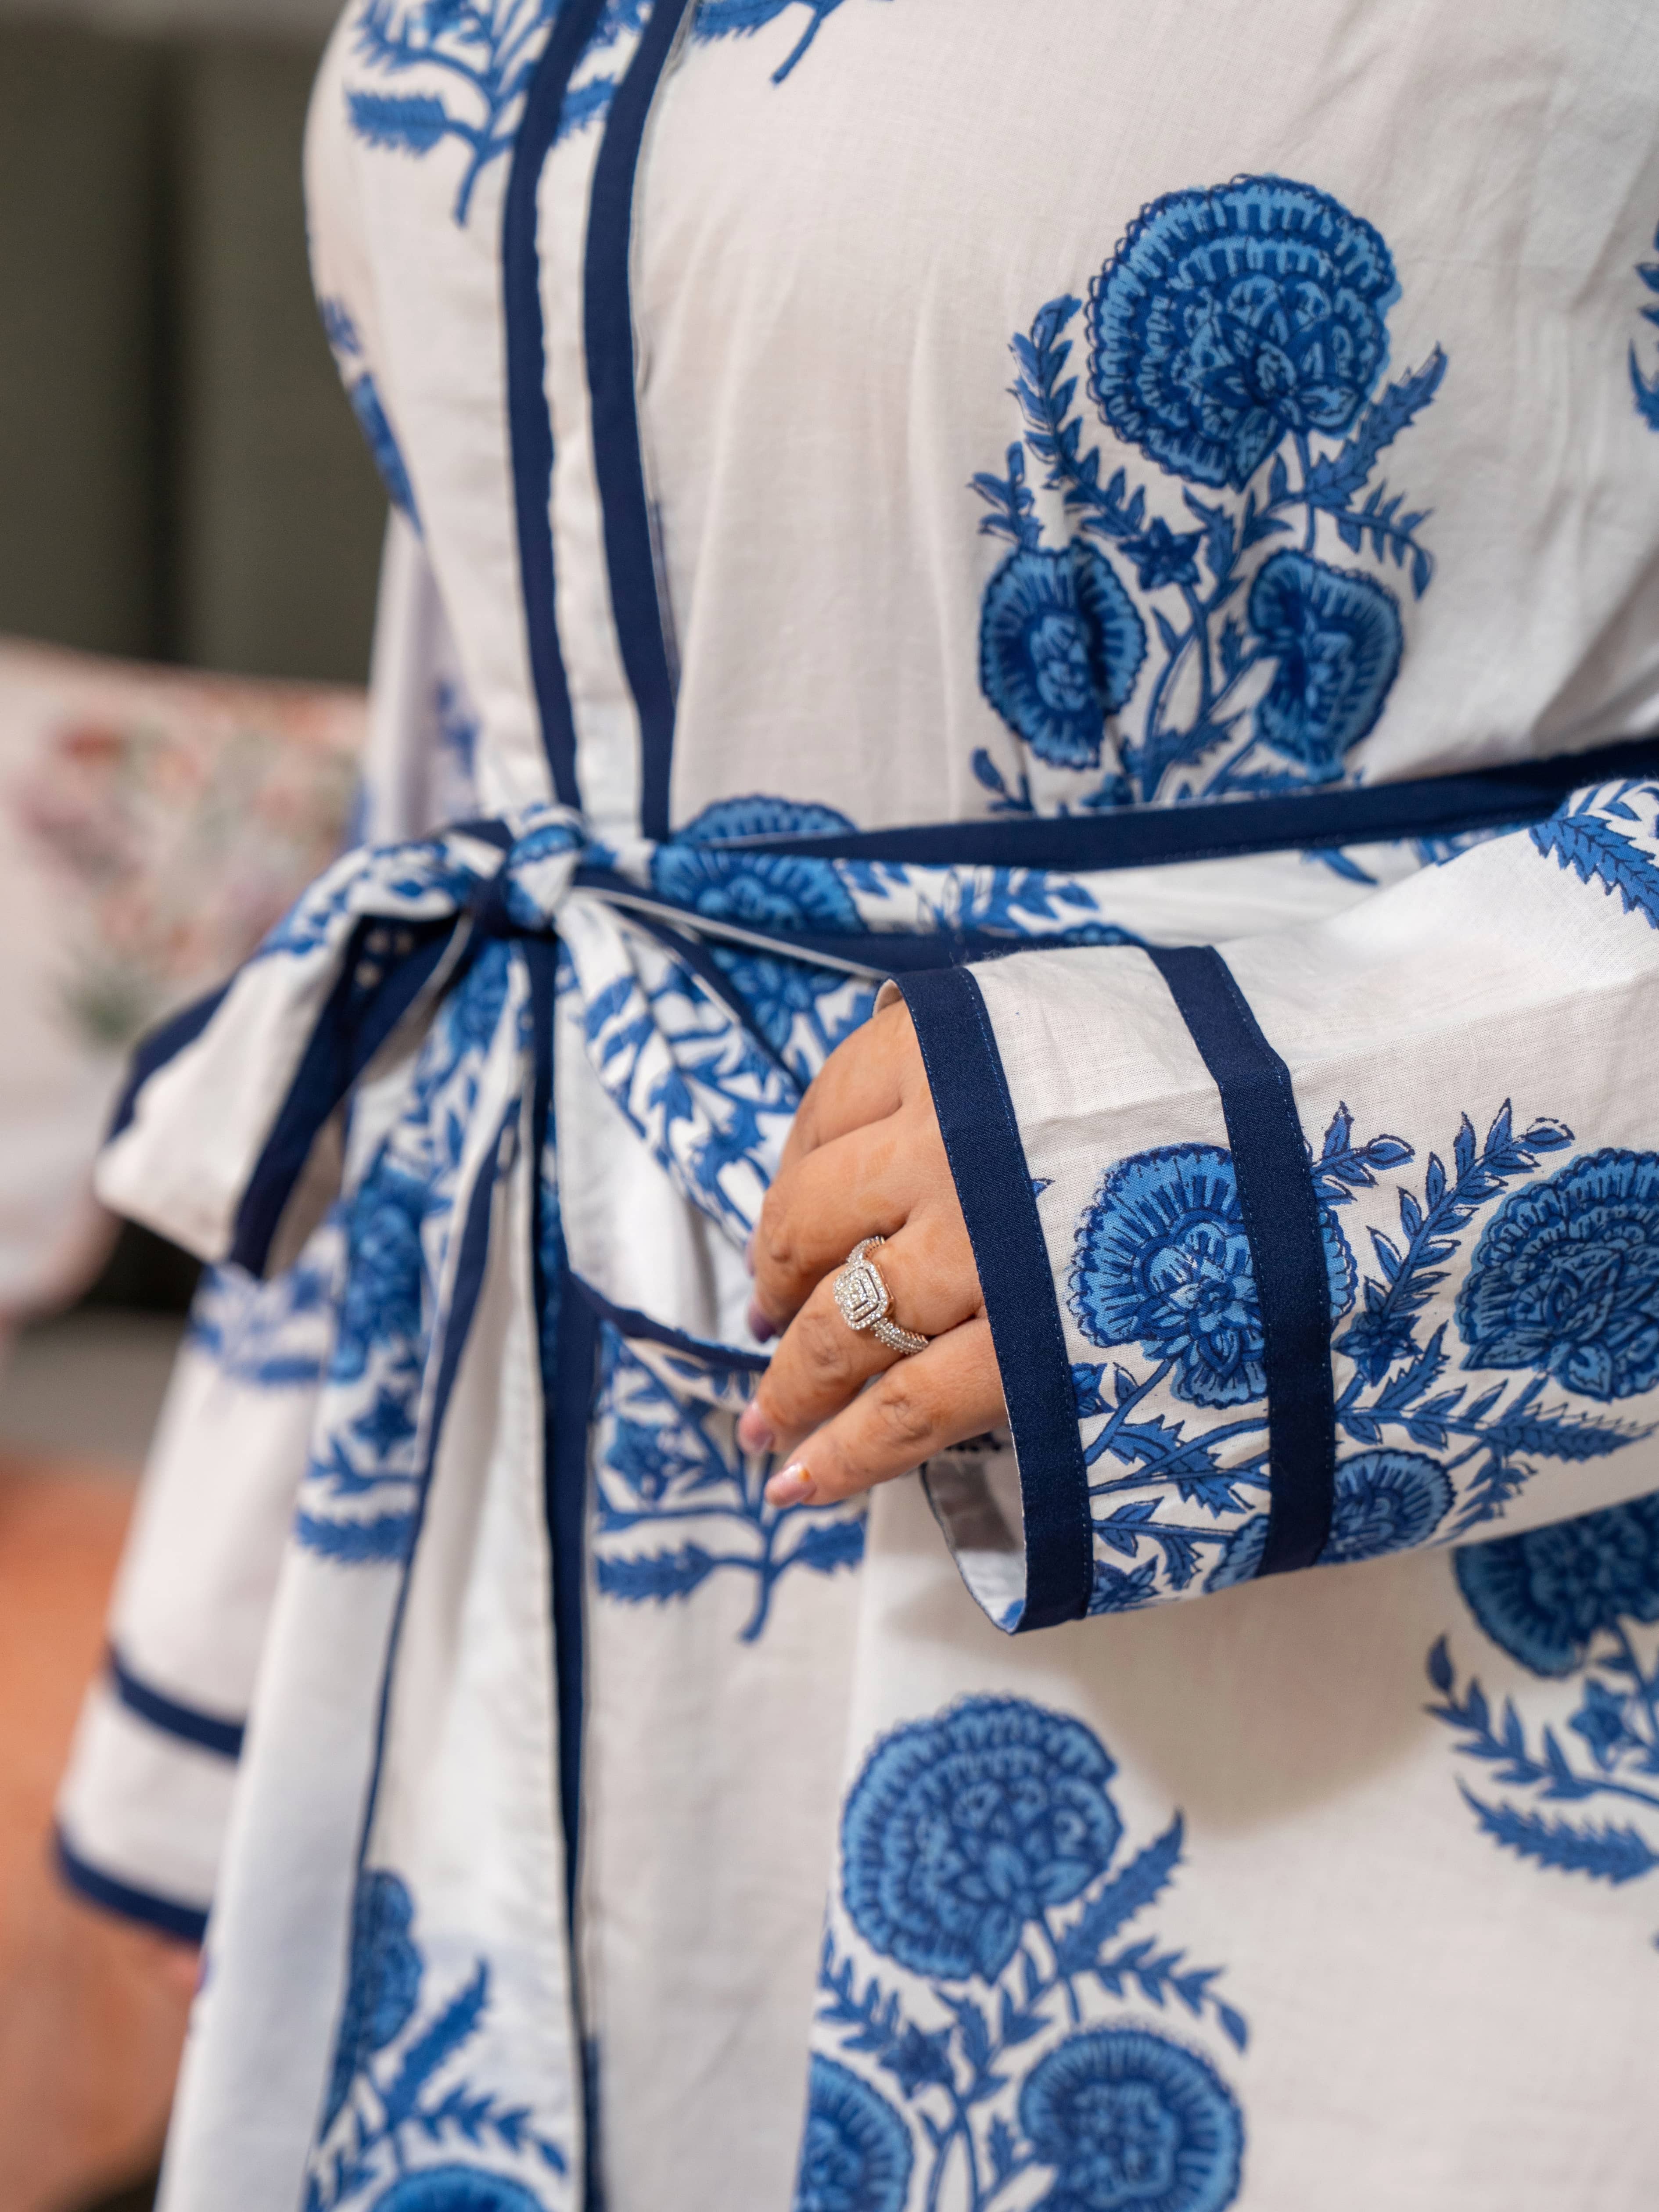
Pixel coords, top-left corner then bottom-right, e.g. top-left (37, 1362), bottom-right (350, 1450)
top-left (0, 1449), bottom-right (188, 2212)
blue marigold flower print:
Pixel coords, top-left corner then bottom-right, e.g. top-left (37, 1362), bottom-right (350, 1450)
top-left (1454, 1494), bottom-right (1659, 1677)
top-left (1210, 1449), bottom-right (1452, 1589)
top-left (1456, 1149), bottom-right (1659, 1401)
top-left (652, 796), bottom-right (861, 932)
top-left (370, 2170), bottom-right (546, 2212)
top-left (1019, 2029), bottom-right (1244, 2212)
top-left (978, 543), bottom-right (1147, 768)
top-left (323, 1870), bottom-right (423, 2130)
top-left (793, 2057), bottom-right (913, 2212)
top-left (1070, 1145), bottom-right (1354, 1409)
top-left (334, 1157), bottom-right (429, 1386)
top-left (1088, 176), bottom-right (1397, 492)
top-left (840, 1698), bottom-right (1123, 1983)
top-left (1246, 552), bottom-right (1403, 779)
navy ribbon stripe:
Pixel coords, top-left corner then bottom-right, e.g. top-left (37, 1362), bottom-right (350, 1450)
top-left (584, 0), bottom-right (696, 842)
top-left (55, 1828), bottom-right (210, 1946)
top-left (504, 0), bottom-right (613, 807)
top-left (711, 731), bottom-right (1659, 873)
top-left (898, 965), bottom-right (1094, 1631)
top-left (108, 1646), bottom-right (247, 1761)
top-left (1148, 946), bottom-right (1335, 1576)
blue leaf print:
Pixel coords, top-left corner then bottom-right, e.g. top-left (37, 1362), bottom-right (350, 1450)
top-left (593, 1327), bottom-right (865, 1640)
top-left (1531, 798), bottom-right (1659, 931)
top-left (345, 0), bottom-right (645, 226)
top-left (311, 1868), bottom-right (566, 2206)
top-left (814, 1697), bottom-right (1246, 2212)
top-left (969, 176), bottom-right (1445, 807)
top-left (693, 0), bottom-right (861, 86)
top-left (1432, 1497), bottom-right (1659, 1929)
top-left (1630, 221), bottom-right (1659, 431)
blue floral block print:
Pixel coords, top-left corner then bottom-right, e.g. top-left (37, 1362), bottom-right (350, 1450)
top-left (593, 1326), bottom-right (865, 1641)
top-left (1631, 221), bottom-right (1659, 431)
top-left (796, 2057), bottom-right (913, 2212)
top-left (1431, 1496), bottom-right (1659, 1914)
top-left (1060, 1105), bottom-right (1659, 1613)
top-left (970, 175), bottom-right (1446, 807)
top-left (807, 1697), bottom-right (1246, 2212)
top-left (320, 301), bottom-right (420, 525)
top-left (308, 1867), bottom-right (566, 2209)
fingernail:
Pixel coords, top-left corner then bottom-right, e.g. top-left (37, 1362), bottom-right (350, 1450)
top-left (747, 1300), bottom-right (776, 1344)
top-left (766, 1463), bottom-right (815, 1508)
top-left (737, 1405), bottom-right (775, 1455)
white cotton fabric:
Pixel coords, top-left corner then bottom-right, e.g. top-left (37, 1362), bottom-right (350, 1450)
top-left (54, 6), bottom-right (1659, 2210)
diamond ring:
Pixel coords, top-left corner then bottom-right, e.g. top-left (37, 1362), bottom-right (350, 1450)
top-left (832, 1237), bottom-right (930, 1357)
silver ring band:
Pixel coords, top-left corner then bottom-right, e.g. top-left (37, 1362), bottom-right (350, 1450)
top-left (832, 1236), bottom-right (930, 1357)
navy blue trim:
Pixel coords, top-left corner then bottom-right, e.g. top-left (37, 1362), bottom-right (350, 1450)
top-left (897, 965), bottom-right (1092, 1631)
top-left (503, 0), bottom-right (610, 806)
top-left (55, 1829), bottom-right (208, 1945)
top-left (524, 937), bottom-right (591, 1933)
top-left (717, 732), bottom-right (1659, 872)
top-left (571, 1271), bottom-right (768, 1373)
top-left (107, 980), bottom-right (231, 1143)
top-left (572, 866), bottom-right (1048, 973)
top-left (229, 919), bottom-right (456, 1277)
top-left (108, 1647), bottom-right (246, 1760)
top-left (1148, 947), bottom-right (1334, 1576)
top-left (584, 0), bottom-right (694, 841)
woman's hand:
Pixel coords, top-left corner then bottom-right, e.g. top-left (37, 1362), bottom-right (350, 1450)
top-left (736, 996), bottom-right (1008, 1507)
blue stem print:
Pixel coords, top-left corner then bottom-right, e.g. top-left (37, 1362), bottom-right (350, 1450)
top-left (593, 1327), bottom-right (865, 1640)
top-left (970, 176), bottom-right (1447, 810)
top-left (690, 0), bottom-right (880, 84)
top-left (345, 0), bottom-right (646, 226)
top-left (806, 1697), bottom-right (1246, 2212)
top-left (1430, 1495), bottom-right (1659, 1913)
top-left (1531, 780), bottom-right (1659, 932)
top-left (307, 1869), bottom-right (567, 2209)
top-left (1631, 222), bottom-right (1659, 431)
top-left (1059, 1103), bottom-right (1659, 1612)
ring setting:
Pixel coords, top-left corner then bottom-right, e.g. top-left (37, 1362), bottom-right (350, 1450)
top-left (833, 1237), bottom-right (929, 1357)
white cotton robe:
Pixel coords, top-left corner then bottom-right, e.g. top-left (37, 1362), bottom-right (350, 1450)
top-left (54, 4), bottom-right (1659, 2208)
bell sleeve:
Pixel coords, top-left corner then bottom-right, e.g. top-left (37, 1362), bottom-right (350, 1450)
top-left (899, 775), bottom-right (1659, 1634)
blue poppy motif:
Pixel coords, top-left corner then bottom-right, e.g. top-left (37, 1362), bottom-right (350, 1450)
top-left (1432, 1494), bottom-right (1659, 1912)
top-left (333, 1157), bottom-right (431, 1388)
top-left (1456, 1150), bottom-right (1659, 1402)
top-left (1088, 176), bottom-right (1397, 493)
top-left (970, 180), bottom-right (1443, 808)
top-left (1454, 1495), bottom-right (1659, 1679)
top-left (840, 1698), bottom-right (1124, 1982)
top-left (323, 1870), bottom-right (424, 2131)
top-left (1210, 1450), bottom-right (1452, 1590)
top-left (792, 2057), bottom-right (913, 2212)
top-left (817, 1698), bottom-right (1246, 2212)
top-left (310, 1870), bottom-right (566, 2209)
top-left (652, 795), bottom-right (861, 932)
top-left (1246, 550), bottom-right (1402, 779)
top-left (1070, 1144), bottom-right (1354, 1409)
top-left (1019, 2029), bottom-right (1244, 2212)
top-left (371, 2173), bottom-right (547, 2212)
top-left (978, 543), bottom-right (1148, 768)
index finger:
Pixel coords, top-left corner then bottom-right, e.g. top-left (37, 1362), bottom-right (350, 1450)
top-left (780, 995), bottom-right (916, 1178)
